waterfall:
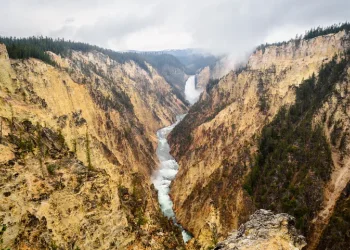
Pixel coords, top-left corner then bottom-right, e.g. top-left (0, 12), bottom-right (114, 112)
top-left (184, 75), bottom-right (202, 104)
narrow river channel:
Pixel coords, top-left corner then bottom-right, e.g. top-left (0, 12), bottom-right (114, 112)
top-left (152, 75), bottom-right (202, 243)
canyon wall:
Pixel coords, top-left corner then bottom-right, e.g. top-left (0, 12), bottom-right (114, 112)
top-left (0, 44), bottom-right (187, 249)
top-left (169, 30), bottom-right (350, 249)
top-left (195, 55), bottom-right (236, 90)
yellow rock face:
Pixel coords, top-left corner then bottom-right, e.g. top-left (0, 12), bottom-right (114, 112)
top-left (196, 66), bottom-right (211, 89)
top-left (196, 55), bottom-right (236, 89)
top-left (169, 31), bottom-right (349, 249)
top-left (0, 44), bottom-right (187, 249)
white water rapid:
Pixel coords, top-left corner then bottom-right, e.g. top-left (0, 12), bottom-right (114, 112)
top-left (152, 75), bottom-right (202, 243)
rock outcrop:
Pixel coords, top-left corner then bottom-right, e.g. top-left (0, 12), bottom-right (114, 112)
top-left (214, 210), bottom-right (306, 250)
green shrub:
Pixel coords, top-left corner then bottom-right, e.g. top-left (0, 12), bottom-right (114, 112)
top-left (47, 164), bottom-right (58, 175)
top-left (136, 213), bottom-right (148, 226)
top-left (17, 138), bottom-right (34, 153)
top-left (85, 130), bottom-right (93, 170)
top-left (0, 224), bottom-right (9, 250)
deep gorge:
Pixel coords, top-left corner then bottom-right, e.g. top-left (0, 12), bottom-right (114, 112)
top-left (0, 25), bottom-right (350, 250)
top-left (152, 75), bottom-right (202, 243)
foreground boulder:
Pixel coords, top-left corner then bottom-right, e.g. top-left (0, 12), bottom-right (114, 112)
top-left (214, 209), bottom-right (306, 250)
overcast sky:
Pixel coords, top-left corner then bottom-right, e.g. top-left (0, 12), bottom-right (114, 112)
top-left (0, 0), bottom-right (349, 56)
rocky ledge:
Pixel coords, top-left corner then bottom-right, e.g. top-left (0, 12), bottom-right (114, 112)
top-left (214, 209), bottom-right (306, 250)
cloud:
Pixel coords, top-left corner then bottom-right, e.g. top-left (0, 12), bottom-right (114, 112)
top-left (181, 0), bottom-right (350, 57)
top-left (0, 0), bottom-right (349, 57)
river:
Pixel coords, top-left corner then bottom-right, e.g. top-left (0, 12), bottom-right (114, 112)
top-left (152, 75), bottom-right (202, 243)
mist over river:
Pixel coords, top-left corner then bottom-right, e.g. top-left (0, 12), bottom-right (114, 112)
top-left (152, 75), bottom-right (202, 243)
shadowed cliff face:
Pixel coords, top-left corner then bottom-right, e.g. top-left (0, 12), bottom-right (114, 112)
top-left (0, 44), bottom-right (188, 249)
top-left (317, 182), bottom-right (350, 250)
top-left (168, 30), bottom-right (350, 249)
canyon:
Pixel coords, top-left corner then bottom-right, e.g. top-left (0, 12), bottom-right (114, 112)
top-left (0, 26), bottom-right (349, 250)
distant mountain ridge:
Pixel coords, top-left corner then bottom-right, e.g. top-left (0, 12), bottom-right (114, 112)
top-left (128, 48), bottom-right (220, 75)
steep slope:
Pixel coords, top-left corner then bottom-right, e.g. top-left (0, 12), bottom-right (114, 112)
top-left (245, 55), bottom-right (350, 249)
top-left (0, 43), bottom-right (187, 249)
top-left (168, 30), bottom-right (350, 249)
top-left (141, 53), bottom-right (190, 104)
top-left (196, 55), bottom-right (237, 89)
top-left (317, 182), bottom-right (350, 249)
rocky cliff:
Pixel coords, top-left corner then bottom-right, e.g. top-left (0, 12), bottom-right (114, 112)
top-left (168, 30), bottom-right (350, 249)
top-left (0, 43), bottom-right (188, 249)
top-left (214, 210), bottom-right (306, 250)
top-left (195, 55), bottom-right (235, 90)
top-left (138, 53), bottom-right (190, 104)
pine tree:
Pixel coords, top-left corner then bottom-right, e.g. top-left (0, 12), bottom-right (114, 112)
top-left (0, 117), bottom-right (2, 144)
top-left (85, 128), bottom-right (93, 171)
